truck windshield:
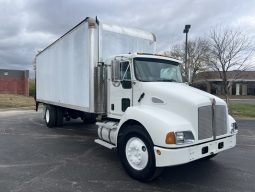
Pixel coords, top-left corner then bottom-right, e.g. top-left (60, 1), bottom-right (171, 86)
top-left (134, 58), bottom-right (182, 82)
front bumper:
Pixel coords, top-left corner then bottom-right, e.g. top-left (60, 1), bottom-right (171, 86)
top-left (154, 134), bottom-right (236, 167)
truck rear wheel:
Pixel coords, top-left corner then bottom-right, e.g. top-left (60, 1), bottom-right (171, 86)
top-left (45, 105), bottom-right (57, 128)
top-left (56, 107), bottom-right (63, 127)
top-left (118, 125), bottom-right (163, 181)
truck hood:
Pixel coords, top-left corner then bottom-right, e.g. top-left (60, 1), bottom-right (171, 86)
top-left (138, 82), bottom-right (227, 132)
top-left (140, 82), bottom-right (226, 107)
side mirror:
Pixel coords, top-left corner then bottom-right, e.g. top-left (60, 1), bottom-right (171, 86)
top-left (112, 60), bottom-right (121, 82)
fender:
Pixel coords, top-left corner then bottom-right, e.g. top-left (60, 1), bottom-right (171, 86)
top-left (116, 105), bottom-right (194, 148)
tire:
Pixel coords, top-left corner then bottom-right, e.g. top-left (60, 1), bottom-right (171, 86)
top-left (118, 125), bottom-right (163, 181)
top-left (45, 105), bottom-right (57, 128)
top-left (56, 107), bottom-right (63, 127)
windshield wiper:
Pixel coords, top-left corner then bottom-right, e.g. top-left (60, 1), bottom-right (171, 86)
top-left (156, 79), bottom-right (177, 82)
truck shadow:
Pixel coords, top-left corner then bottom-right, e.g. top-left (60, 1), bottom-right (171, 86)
top-left (53, 120), bottom-right (98, 136)
top-left (151, 159), bottom-right (226, 186)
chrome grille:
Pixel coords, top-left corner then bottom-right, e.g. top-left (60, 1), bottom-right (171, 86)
top-left (198, 106), bottom-right (213, 140)
top-left (198, 105), bottom-right (227, 140)
top-left (214, 105), bottom-right (227, 136)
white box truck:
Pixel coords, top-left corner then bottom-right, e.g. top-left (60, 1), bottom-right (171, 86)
top-left (35, 17), bottom-right (238, 181)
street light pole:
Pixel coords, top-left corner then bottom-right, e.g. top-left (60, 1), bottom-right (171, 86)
top-left (183, 24), bottom-right (191, 83)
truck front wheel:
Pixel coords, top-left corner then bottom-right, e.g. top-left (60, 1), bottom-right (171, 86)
top-left (45, 105), bottom-right (56, 128)
top-left (118, 125), bottom-right (163, 181)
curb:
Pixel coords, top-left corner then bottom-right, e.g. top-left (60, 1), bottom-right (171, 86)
top-left (236, 118), bottom-right (255, 121)
top-left (0, 106), bottom-right (36, 112)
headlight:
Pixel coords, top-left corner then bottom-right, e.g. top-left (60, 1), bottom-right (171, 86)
top-left (231, 122), bottom-right (238, 134)
top-left (175, 131), bottom-right (195, 145)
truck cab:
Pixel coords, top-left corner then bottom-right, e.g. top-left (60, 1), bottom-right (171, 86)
top-left (96, 52), bottom-right (238, 181)
top-left (107, 53), bottom-right (182, 119)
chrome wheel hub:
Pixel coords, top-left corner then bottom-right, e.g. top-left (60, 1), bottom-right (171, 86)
top-left (45, 109), bottom-right (50, 123)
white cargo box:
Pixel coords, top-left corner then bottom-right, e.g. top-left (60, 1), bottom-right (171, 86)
top-left (36, 17), bottom-right (155, 113)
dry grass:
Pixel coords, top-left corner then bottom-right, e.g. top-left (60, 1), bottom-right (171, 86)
top-left (0, 94), bottom-right (35, 108)
top-left (230, 104), bottom-right (255, 119)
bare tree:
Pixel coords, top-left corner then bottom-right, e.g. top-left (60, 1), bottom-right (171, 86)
top-left (207, 27), bottom-right (254, 105)
top-left (165, 38), bottom-right (210, 84)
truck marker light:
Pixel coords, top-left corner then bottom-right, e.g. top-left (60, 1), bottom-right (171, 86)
top-left (156, 149), bottom-right (161, 155)
top-left (165, 132), bottom-right (176, 144)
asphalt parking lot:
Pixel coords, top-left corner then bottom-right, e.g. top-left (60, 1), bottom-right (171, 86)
top-left (0, 110), bottom-right (254, 192)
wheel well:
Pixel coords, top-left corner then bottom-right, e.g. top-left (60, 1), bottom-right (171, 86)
top-left (117, 119), bottom-right (153, 146)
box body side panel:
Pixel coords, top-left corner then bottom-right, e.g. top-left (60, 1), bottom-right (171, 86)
top-left (36, 22), bottom-right (90, 111)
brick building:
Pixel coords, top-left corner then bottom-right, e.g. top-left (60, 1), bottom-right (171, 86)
top-left (194, 71), bottom-right (255, 96)
top-left (0, 69), bottom-right (29, 96)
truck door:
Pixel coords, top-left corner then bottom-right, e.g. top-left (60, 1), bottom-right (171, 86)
top-left (108, 59), bottom-right (132, 118)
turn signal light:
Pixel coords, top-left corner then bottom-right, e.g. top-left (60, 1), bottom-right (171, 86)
top-left (165, 132), bottom-right (176, 144)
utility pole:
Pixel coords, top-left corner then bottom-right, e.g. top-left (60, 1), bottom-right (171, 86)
top-left (183, 25), bottom-right (191, 83)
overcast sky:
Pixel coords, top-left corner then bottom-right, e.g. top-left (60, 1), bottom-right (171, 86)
top-left (0, 0), bottom-right (255, 71)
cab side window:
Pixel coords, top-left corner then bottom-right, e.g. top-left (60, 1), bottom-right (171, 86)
top-left (120, 62), bottom-right (131, 89)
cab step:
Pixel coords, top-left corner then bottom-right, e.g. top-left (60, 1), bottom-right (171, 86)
top-left (95, 139), bottom-right (116, 149)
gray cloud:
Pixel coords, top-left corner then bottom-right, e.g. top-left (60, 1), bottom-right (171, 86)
top-left (0, 0), bottom-right (255, 73)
